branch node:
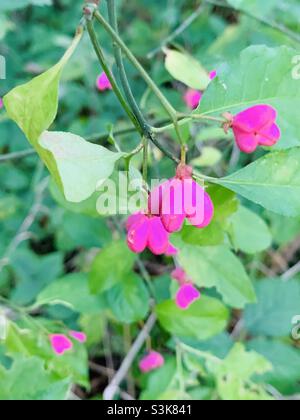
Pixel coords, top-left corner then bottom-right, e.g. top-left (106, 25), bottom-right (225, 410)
top-left (83, 2), bottom-right (98, 21)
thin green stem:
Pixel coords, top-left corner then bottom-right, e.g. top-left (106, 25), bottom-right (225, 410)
top-left (147, 3), bottom-right (205, 59)
top-left (87, 118), bottom-right (170, 142)
top-left (151, 117), bottom-right (191, 133)
top-left (152, 114), bottom-right (226, 134)
top-left (136, 257), bottom-right (156, 298)
top-left (142, 136), bottom-right (149, 182)
top-left (124, 142), bottom-right (144, 160)
top-left (0, 121), bottom-right (178, 164)
top-left (173, 119), bottom-right (185, 146)
top-left (106, 0), bottom-right (147, 133)
top-left (103, 1), bottom-right (182, 160)
top-left (0, 149), bottom-right (36, 163)
top-left (181, 145), bottom-right (187, 165)
top-left (179, 342), bottom-right (221, 364)
top-left (147, 132), bottom-right (180, 164)
top-left (86, 20), bottom-right (140, 132)
top-left (177, 112), bottom-right (226, 124)
top-left (94, 11), bottom-right (177, 120)
top-left (176, 344), bottom-right (186, 394)
top-left (0, 296), bottom-right (49, 335)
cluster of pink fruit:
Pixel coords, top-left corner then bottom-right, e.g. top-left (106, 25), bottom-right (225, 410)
top-left (126, 163), bottom-right (214, 256)
top-left (125, 103), bottom-right (281, 308)
top-left (126, 162), bottom-right (212, 311)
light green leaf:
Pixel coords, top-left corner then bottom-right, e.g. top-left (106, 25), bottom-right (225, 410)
top-left (214, 343), bottom-right (272, 380)
top-left (156, 296), bottom-right (229, 340)
top-left (89, 241), bottom-right (136, 294)
top-left (244, 278), bottom-right (300, 337)
top-left (200, 46), bottom-right (300, 149)
top-left (165, 49), bottom-right (211, 90)
top-left (227, 206), bottom-right (272, 254)
top-left (5, 322), bottom-right (89, 388)
top-left (0, 356), bottom-right (70, 401)
top-left (177, 244), bottom-right (256, 308)
top-left (39, 131), bottom-right (124, 203)
top-left (207, 185), bottom-right (239, 223)
top-left (181, 222), bottom-right (224, 247)
top-left (4, 31), bottom-right (81, 144)
top-left (248, 339), bottom-right (300, 395)
top-left (35, 273), bottom-right (106, 314)
top-left (49, 179), bottom-right (101, 218)
top-left (105, 273), bottom-right (150, 323)
top-left (210, 343), bottom-right (273, 401)
top-left (3, 31), bottom-right (82, 189)
top-left (217, 148), bottom-right (300, 216)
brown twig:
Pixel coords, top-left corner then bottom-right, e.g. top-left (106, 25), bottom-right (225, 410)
top-left (123, 325), bottom-right (136, 398)
top-left (103, 313), bottom-right (157, 401)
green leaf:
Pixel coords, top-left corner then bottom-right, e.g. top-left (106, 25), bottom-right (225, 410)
top-left (49, 179), bottom-right (101, 218)
top-left (141, 358), bottom-right (177, 400)
top-left (156, 296), bottom-right (229, 340)
top-left (4, 32), bottom-right (81, 144)
top-left (0, 356), bottom-right (70, 401)
top-left (217, 148), bottom-right (300, 216)
top-left (244, 278), bottom-right (300, 337)
top-left (180, 185), bottom-right (237, 247)
top-left (3, 31), bottom-right (82, 190)
top-left (227, 0), bottom-right (278, 17)
top-left (35, 273), bottom-right (106, 314)
top-left (210, 343), bottom-right (273, 401)
top-left (89, 241), bottom-right (136, 294)
top-left (165, 49), bottom-right (211, 90)
top-left (200, 46), bottom-right (300, 149)
top-left (248, 339), bottom-right (300, 395)
top-left (227, 206), bottom-right (272, 254)
top-left (55, 211), bottom-right (112, 252)
top-left (5, 322), bottom-right (89, 388)
top-left (3, 34), bottom-right (82, 144)
top-left (207, 185), bottom-right (239, 223)
top-left (177, 244), bottom-right (256, 308)
top-left (39, 131), bottom-right (124, 203)
top-left (10, 250), bottom-right (63, 306)
top-left (79, 313), bottom-right (105, 348)
top-left (181, 332), bottom-right (234, 359)
top-left (105, 273), bottom-right (150, 323)
top-left (268, 212), bottom-right (300, 246)
top-left (181, 222), bottom-right (224, 247)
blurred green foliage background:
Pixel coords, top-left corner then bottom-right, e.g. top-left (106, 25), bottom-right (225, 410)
top-left (0, 0), bottom-right (300, 401)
